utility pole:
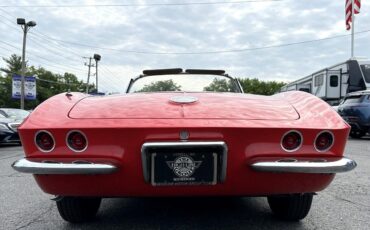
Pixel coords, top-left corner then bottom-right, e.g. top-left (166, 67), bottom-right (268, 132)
top-left (17, 18), bottom-right (36, 109)
top-left (20, 25), bottom-right (27, 109)
top-left (84, 57), bottom-right (94, 94)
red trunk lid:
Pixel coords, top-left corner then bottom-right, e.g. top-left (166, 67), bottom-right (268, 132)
top-left (69, 93), bottom-right (299, 120)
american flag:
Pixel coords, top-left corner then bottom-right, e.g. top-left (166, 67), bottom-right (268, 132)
top-left (346, 0), bottom-right (361, 30)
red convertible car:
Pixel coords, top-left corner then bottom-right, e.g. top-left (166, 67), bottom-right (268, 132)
top-left (12, 69), bottom-right (356, 223)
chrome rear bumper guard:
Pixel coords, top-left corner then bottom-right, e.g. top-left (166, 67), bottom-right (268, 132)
top-left (251, 157), bottom-right (357, 174)
top-left (12, 158), bottom-right (118, 175)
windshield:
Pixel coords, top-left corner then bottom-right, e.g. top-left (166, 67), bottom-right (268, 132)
top-left (0, 109), bottom-right (30, 120)
top-left (361, 65), bottom-right (370, 83)
top-left (128, 74), bottom-right (240, 93)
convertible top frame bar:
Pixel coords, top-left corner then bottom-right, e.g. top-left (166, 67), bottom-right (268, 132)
top-left (125, 68), bottom-right (244, 93)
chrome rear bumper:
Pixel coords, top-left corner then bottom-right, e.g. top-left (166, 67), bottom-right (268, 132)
top-left (12, 159), bottom-right (118, 175)
top-left (251, 157), bottom-right (357, 174)
top-left (13, 157), bottom-right (356, 175)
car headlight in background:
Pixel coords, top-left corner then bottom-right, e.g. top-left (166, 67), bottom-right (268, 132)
top-left (0, 124), bottom-right (10, 131)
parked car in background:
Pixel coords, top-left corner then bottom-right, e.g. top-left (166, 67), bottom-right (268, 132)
top-left (0, 108), bottom-right (30, 121)
top-left (338, 90), bottom-right (370, 138)
top-left (0, 108), bottom-right (30, 145)
top-left (12, 69), bottom-right (356, 223)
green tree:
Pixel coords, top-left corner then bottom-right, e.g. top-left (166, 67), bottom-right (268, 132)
top-left (0, 54), bottom-right (26, 108)
top-left (203, 78), bottom-right (236, 92)
top-left (0, 54), bottom-right (95, 109)
top-left (203, 77), bottom-right (286, 95)
top-left (137, 79), bottom-right (181, 92)
top-left (0, 54), bottom-right (23, 75)
top-left (238, 78), bottom-right (286, 95)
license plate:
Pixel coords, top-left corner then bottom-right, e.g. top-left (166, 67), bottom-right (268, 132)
top-left (151, 152), bottom-right (217, 186)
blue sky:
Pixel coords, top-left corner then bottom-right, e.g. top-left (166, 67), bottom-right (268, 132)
top-left (0, 0), bottom-right (369, 93)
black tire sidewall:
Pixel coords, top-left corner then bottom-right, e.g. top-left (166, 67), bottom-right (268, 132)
top-left (56, 197), bottom-right (101, 223)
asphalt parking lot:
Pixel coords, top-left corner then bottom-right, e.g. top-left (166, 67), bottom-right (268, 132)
top-left (1, 138), bottom-right (369, 230)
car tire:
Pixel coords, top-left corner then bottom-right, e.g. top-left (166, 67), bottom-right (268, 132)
top-left (267, 193), bottom-right (313, 221)
top-left (350, 131), bottom-right (365, 139)
top-left (56, 197), bottom-right (101, 223)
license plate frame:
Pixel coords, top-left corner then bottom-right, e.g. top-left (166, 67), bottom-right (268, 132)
top-left (151, 152), bottom-right (218, 186)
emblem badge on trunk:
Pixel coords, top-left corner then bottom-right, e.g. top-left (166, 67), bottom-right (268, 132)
top-left (170, 96), bottom-right (198, 104)
top-left (167, 156), bottom-right (202, 177)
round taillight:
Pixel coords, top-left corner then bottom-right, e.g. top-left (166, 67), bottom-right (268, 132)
top-left (281, 131), bottom-right (302, 152)
top-left (315, 131), bottom-right (334, 152)
top-left (67, 131), bottom-right (87, 152)
top-left (35, 131), bottom-right (55, 152)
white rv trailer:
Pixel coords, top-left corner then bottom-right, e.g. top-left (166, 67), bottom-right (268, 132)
top-left (280, 58), bottom-right (370, 105)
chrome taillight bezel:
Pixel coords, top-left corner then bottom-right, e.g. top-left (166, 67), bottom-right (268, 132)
top-left (34, 130), bottom-right (55, 153)
top-left (66, 130), bottom-right (88, 152)
top-left (281, 130), bottom-right (303, 152)
top-left (314, 130), bottom-right (334, 152)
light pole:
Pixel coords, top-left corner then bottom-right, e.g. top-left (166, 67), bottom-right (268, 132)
top-left (17, 18), bottom-right (36, 110)
top-left (93, 54), bottom-right (101, 93)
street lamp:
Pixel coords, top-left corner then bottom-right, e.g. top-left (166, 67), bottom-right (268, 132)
top-left (17, 18), bottom-right (36, 110)
top-left (93, 54), bottom-right (101, 93)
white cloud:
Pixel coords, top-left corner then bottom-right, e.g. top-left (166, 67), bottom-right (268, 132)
top-left (1, 0), bottom-right (370, 93)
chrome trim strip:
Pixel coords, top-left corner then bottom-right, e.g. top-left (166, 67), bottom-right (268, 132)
top-left (34, 130), bottom-right (56, 153)
top-left (251, 157), bottom-right (357, 174)
top-left (141, 141), bottom-right (228, 183)
top-left (142, 141), bottom-right (227, 148)
top-left (12, 158), bottom-right (118, 175)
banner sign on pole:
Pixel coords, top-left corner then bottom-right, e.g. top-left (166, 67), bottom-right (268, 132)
top-left (25, 76), bottom-right (36, 100)
top-left (12, 75), bottom-right (37, 100)
top-left (12, 75), bottom-right (21, 99)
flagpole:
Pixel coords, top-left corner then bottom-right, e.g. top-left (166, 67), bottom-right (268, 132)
top-left (351, 0), bottom-right (355, 58)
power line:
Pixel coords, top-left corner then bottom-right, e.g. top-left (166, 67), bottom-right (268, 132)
top-left (31, 31), bottom-right (84, 58)
top-left (0, 66), bottom-right (85, 86)
top-left (0, 45), bottom-right (17, 54)
top-left (0, 0), bottom-right (285, 8)
top-left (0, 17), bottom-right (121, 92)
top-left (0, 31), bottom-right (122, 92)
top-left (98, 65), bottom-right (125, 92)
top-left (36, 77), bottom-right (84, 86)
top-left (28, 29), bottom-right (370, 55)
top-left (2, 3), bottom-right (362, 56)
top-left (0, 15), bottom-right (88, 74)
top-left (0, 13), bottom-right (85, 63)
top-left (0, 12), bottom-right (89, 73)
top-left (2, 57), bottom-right (85, 82)
top-left (0, 12), bottom-right (82, 58)
top-left (29, 31), bottom-right (126, 83)
top-left (100, 65), bottom-right (123, 80)
top-left (26, 32), bottom-right (125, 87)
top-left (0, 12), bottom-right (123, 90)
top-left (0, 41), bottom-right (86, 73)
top-left (27, 35), bottom-right (85, 64)
top-left (3, 7), bottom-right (365, 56)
